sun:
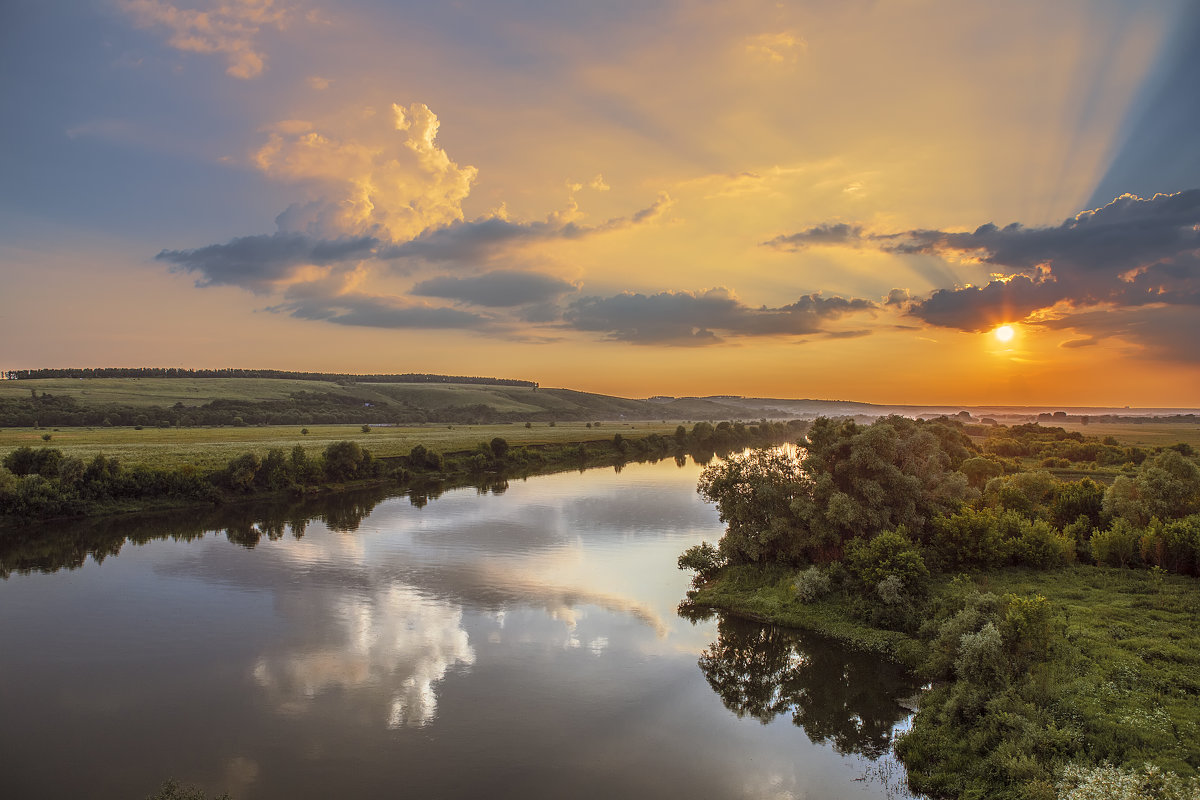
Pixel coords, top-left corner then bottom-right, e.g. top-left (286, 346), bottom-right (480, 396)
top-left (993, 325), bottom-right (1015, 343)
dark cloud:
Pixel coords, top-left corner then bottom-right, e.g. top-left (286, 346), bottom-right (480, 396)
top-left (1042, 305), bottom-right (1200, 363)
top-left (563, 288), bottom-right (875, 345)
top-left (410, 270), bottom-right (578, 307)
top-left (156, 233), bottom-right (378, 292)
top-left (763, 223), bottom-right (864, 250)
top-left (772, 191), bottom-right (1200, 359)
top-left (880, 191), bottom-right (1200, 276)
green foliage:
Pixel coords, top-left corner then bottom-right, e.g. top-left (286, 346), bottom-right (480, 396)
top-left (489, 437), bottom-right (509, 460)
top-left (677, 541), bottom-right (724, 583)
top-left (960, 455), bottom-right (1004, 488)
top-left (797, 416), bottom-right (973, 548)
top-left (1091, 519), bottom-right (1142, 567)
top-left (1104, 450), bottom-right (1200, 527)
top-left (697, 447), bottom-right (810, 564)
top-left (323, 440), bottom-right (365, 481)
top-left (845, 529), bottom-right (930, 597)
top-left (792, 565), bottom-right (831, 602)
top-left (1057, 763), bottom-right (1200, 800)
top-left (225, 452), bottom-right (261, 492)
top-left (984, 470), bottom-right (1057, 518)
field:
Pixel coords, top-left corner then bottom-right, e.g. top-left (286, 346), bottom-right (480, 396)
top-left (0, 422), bottom-right (683, 471)
top-left (1053, 420), bottom-right (1200, 449)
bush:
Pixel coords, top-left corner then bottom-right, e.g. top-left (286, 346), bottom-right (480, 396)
top-left (792, 565), bottom-right (831, 602)
top-left (1057, 762), bottom-right (1200, 800)
top-left (954, 622), bottom-right (1005, 688)
top-left (845, 529), bottom-right (930, 598)
top-left (1091, 519), bottom-right (1142, 567)
top-left (678, 541), bottom-right (724, 583)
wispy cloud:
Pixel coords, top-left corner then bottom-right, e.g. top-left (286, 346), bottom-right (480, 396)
top-left (119, 0), bottom-right (293, 79)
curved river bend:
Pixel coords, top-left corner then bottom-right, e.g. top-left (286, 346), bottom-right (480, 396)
top-left (0, 455), bottom-right (920, 799)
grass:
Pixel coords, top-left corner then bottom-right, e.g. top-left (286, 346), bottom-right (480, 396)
top-left (1053, 421), bottom-right (1200, 449)
top-left (0, 422), bottom-right (683, 471)
top-left (975, 566), bottom-right (1200, 775)
top-left (692, 563), bottom-right (1200, 788)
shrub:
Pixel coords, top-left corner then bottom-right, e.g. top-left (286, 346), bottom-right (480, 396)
top-left (1091, 519), bottom-right (1142, 567)
top-left (954, 622), bottom-right (1005, 688)
top-left (792, 565), bottom-right (831, 602)
top-left (845, 529), bottom-right (930, 598)
top-left (1057, 762), bottom-right (1200, 800)
top-left (677, 541), bottom-right (724, 583)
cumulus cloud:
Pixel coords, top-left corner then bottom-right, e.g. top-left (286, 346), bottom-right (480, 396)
top-left (255, 103), bottom-right (478, 242)
top-left (120, 0), bottom-right (292, 79)
top-left (563, 287), bottom-right (875, 346)
top-left (770, 191), bottom-right (1200, 359)
top-left (153, 98), bottom-right (677, 336)
top-left (411, 270), bottom-right (579, 307)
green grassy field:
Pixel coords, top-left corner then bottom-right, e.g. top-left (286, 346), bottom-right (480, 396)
top-left (0, 422), bottom-right (682, 471)
top-left (1053, 420), bottom-right (1200, 448)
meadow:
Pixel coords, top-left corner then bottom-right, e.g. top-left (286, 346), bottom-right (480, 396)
top-left (0, 421), bottom-right (682, 471)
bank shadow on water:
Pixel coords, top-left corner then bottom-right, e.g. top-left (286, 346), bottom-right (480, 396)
top-left (0, 444), bottom-right (741, 578)
top-left (680, 606), bottom-right (923, 762)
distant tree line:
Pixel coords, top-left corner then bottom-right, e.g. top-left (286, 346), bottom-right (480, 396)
top-left (0, 419), bottom-right (805, 522)
top-left (2, 367), bottom-right (536, 387)
top-left (0, 392), bottom-right (538, 427)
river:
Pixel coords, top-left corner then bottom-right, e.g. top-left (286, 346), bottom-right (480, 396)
top-left (0, 454), bottom-right (919, 799)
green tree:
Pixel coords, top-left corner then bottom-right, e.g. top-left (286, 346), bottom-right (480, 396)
top-left (323, 440), bottom-right (365, 481)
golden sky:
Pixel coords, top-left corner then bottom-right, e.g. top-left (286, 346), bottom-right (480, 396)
top-left (2, 0), bottom-right (1199, 406)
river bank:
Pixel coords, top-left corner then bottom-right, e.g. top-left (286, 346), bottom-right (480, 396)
top-left (1, 420), bottom-right (805, 525)
top-left (687, 563), bottom-right (1200, 799)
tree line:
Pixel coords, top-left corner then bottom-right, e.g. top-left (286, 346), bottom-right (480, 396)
top-left (2, 367), bottom-right (536, 387)
top-left (1, 419), bottom-right (806, 522)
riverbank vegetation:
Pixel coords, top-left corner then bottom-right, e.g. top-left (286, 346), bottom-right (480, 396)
top-left (0, 419), bottom-right (805, 523)
top-left (679, 415), bottom-right (1200, 800)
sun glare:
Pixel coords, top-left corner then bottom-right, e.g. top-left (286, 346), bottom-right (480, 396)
top-left (993, 325), bottom-right (1015, 343)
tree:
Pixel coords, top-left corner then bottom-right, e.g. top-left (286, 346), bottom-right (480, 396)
top-left (323, 440), bottom-right (365, 481)
top-left (698, 447), bottom-right (810, 564)
top-left (490, 437), bottom-right (509, 460)
top-left (1104, 449), bottom-right (1200, 526)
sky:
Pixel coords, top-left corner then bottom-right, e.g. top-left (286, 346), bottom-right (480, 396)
top-left (2, 0), bottom-right (1199, 406)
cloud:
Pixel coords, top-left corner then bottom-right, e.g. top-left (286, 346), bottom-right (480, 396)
top-left (411, 270), bottom-right (579, 307)
top-left (152, 99), bottom-right (675, 337)
top-left (156, 233), bottom-right (378, 292)
top-left (764, 223), bottom-right (865, 250)
top-left (119, 0), bottom-right (292, 79)
top-left (384, 191), bottom-right (673, 266)
top-left (745, 31), bottom-right (806, 64)
top-left (256, 103), bottom-right (478, 242)
top-left (563, 287), bottom-right (875, 346)
top-left (772, 191), bottom-right (1200, 358)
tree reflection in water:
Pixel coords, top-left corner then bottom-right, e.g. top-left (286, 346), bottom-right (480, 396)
top-left (693, 611), bottom-right (920, 759)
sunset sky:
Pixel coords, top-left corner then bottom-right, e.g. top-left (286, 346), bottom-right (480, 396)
top-left (2, 0), bottom-right (1199, 406)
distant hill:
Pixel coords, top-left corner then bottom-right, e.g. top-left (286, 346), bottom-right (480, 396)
top-left (0, 374), bottom-right (1196, 427)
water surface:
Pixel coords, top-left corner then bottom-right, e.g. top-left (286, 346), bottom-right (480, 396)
top-left (0, 456), bottom-right (918, 799)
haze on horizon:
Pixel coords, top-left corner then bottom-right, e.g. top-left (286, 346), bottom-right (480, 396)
top-left (2, 0), bottom-right (1199, 407)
